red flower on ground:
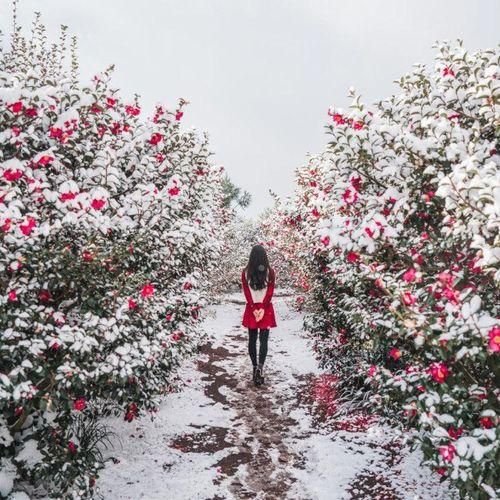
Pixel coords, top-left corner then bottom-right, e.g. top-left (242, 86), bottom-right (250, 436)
top-left (168, 186), bottom-right (180, 196)
top-left (73, 398), bottom-right (86, 411)
top-left (128, 298), bottom-right (138, 310)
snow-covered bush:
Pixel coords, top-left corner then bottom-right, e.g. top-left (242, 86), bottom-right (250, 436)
top-left (273, 42), bottom-right (499, 498)
top-left (0, 12), bottom-right (225, 497)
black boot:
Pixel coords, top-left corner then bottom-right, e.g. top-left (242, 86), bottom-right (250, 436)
top-left (257, 364), bottom-right (265, 385)
top-left (252, 366), bottom-right (258, 385)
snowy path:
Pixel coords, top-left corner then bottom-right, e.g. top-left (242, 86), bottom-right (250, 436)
top-left (99, 296), bottom-right (454, 500)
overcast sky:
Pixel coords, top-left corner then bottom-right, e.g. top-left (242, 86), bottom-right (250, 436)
top-left (1, 1), bottom-right (499, 216)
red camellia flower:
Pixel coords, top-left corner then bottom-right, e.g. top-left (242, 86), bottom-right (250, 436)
top-left (447, 426), bottom-right (463, 440)
top-left (346, 251), bottom-right (359, 263)
top-left (24, 107), bottom-right (38, 117)
top-left (1, 218), bottom-right (12, 232)
top-left (389, 347), bottom-right (402, 361)
top-left (20, 217), bottom-right (36, 236)
top-left (438, 444), bottom-right (456, 462)
top-left (3, 169), bottom-right (23, 181)
top-left (488, 326), bottom-right (500, 353)
top-left (171, 332), bottom-right (182, 341)
top-left (106, 97), bottom-right (117, 108)
top-left (91, 198), bottom-right (106, 210)
top-left (9, 101), bottom-right (23, 113)
top-left (49, 127), bottom-right (64, 139)
top-left (60, 192), bottom-right (78, 202)
top-left (443, 67), bottom-right (455, 77)
top-left (479, 416), bottom-right (494, 429)
top-left (124, 402), bottom-right (138, 422)
top-left (320, 235), bottom-right (330, 247)
top-left (183, 281), bottom-right (192, 290)
top-left (168, 186), bottom-right (180, 196)
top-left (128, 298), bottom-right (138, 310)
top-left (82, 250), bottom-right (94, 262)
top-left (149, 133), bottom-right (163, 145)
top-left (125, 105), bottom-right (140, 116)
top-left (8, 290), bottom-right (18, 302)
top-left (73, 398), bottom-right (86, 411)
top-left (332, 113), bottom-right (345, 125)
top-left (353, 121), bottom-right (364, 130)
top-left (68, 441), bottom-right (78, 453)
top-left (436, 467), bottom-right (447, 476)
top-left (39, 290), bottom-right (52, 303)
top-left (428, 362), bottom-right (450, 384)
top-left (175, 111), bottom-right (184, 121)
top-left (36, 155), bottom-right (54, 167)
top-left (141, 283), bottom-right (155, 298)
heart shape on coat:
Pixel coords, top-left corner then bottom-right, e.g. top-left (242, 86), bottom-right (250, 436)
top-left (253, 308), bottom-right (265, 322)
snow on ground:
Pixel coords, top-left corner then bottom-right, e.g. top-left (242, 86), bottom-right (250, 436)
top-left (99, 296), bottom-right (456, 500)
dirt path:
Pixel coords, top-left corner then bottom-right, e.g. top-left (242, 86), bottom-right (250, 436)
top-left (99, 296), bottom-right (454, 500)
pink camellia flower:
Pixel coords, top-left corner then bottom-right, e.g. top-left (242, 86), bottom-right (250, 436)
top-left (8, 290), bottom-right (18, 302)
top-left (11, 127), bottom-right (21, 137)
top-left (428, 362), bottom-right (450, 384)
top-left (20, 217), bottom-right (36, 236)
top-left (438, 444), bottom-right (456, 462)
top-left (402, 268), bottom-right (417, 283)
top-left (346, 251), bottom-right (359, 263)
top-left (447, 426), bottom-right (463, 440)
top-left (73, 398), bottom-right (86, 411)
top-left (175, 111), bottom-right (184, 121)
top-left (3, 169), bottom-right (23, 181)
top-left (367, 365), bottom-right (378, 377)
top-left (168, 186), bottom-right (180, 196)
top-left (389, 348), bottom-right (402, 361)
top-left (60, 192), bottom-right (78, 202)
top-left (68, 441), bottom-right (78, 453)
top-left (402, 291), bottom-right (416, 306)
top-left (479, 416), bottom-right (494, 429)
top-left (320, 235), bottom-right (330, 247)
top-left (128, 298), bottom-right (138, 310)
top-left (91, 198), bottom-right (106, 210)
top-left (488, 326), bottom-right (500, 353)
top-left (141, 283), bottom-right (155, 298)
top-left (9, 101), bottom-right (23, 113)
top-left (438, 271), bottom-right (453, 285)
top-left (149, 133), bottom-right (163, 145)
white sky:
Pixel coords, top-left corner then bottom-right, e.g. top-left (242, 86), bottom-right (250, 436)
top-left (1, 1), bottom-right (499, 216)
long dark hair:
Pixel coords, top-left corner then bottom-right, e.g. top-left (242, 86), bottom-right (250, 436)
top-left (245, 244), bottom-right (271, 290)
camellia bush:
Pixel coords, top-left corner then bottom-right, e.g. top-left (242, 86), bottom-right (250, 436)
top-left (272, 42), bottom-right (499, 498)
top-left (0, 11), bottom-right (226, 498)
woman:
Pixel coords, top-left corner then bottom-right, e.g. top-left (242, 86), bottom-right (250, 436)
top-left (241, 244), bottom-right (277, 386)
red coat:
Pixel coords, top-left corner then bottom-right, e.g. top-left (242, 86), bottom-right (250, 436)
top-left (241, 269), bottom-right (277, 329)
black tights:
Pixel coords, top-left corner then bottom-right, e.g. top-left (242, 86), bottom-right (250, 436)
top-left (248, 329), bottom-right (269, 367)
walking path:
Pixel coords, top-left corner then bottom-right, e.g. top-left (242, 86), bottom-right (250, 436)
top-left (99, 296), bottom-right (454, 500)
